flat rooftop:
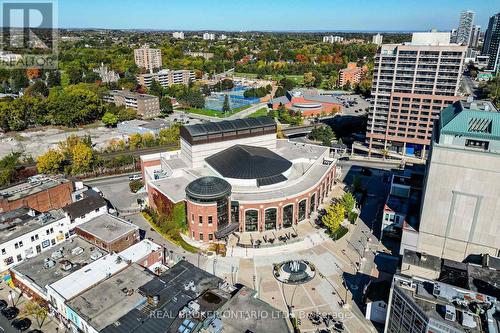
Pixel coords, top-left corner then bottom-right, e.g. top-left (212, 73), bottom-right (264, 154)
top-left (101, 260), bottom-right (223, 333)
top-left (77, 214), bottom-right (139, 243)
top-left (217, 286), bottom-right (288, 333)
top-left (394, 275), bottom-right (498, 333)
top-left (0, 209), bottom-right (66, 244)
top-left (66, 264), bottom-right (154, 331)
top-left (149, 140), bottom-right (333, 203)
top-left (49, 252), bottom-right (129, 300)
top-left (118, 239), bottom-right (161, 263)
top-left (12, 237), bottom-right (106, 294)
top-left (0, 176), bottom-right (69, 202)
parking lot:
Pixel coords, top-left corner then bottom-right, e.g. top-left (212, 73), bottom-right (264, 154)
top-left (337, 94), bottom-right (371, 116)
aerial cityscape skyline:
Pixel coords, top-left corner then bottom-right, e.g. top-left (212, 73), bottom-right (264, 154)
top-left (0, 2), bottom-right (499, 333)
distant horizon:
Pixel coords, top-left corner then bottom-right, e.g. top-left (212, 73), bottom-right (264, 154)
top-left (50, 0), bottom-right (497, 32)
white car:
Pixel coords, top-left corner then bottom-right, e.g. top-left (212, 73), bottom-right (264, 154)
top-left (129, 174), bottom-right (142, 181)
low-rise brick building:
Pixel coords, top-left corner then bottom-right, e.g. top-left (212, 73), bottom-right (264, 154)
top-left (75, 214), bottom-right (140, 252)
top-left (0, 175), bottom-right (73, 213)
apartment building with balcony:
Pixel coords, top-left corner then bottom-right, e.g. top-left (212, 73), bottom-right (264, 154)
top-left (339, 62), bottom-right (368, 87)
top-left (138, 69), bottom-right (196, 88)
top-left (134, 44), bottom-right (162, 72)
top-left (104, 90), bottom-right (160, 118)
top-left (366, 32), bottom-right (467, 159)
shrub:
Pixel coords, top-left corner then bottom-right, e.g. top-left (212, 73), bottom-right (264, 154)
top-left (129, 179), bottom-right (143, 193)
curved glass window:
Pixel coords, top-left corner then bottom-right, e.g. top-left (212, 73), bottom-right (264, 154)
top-left (245, 210), bottom-right (259, 232)
top-left (264, 208), bottom-right (277, 230)
top-left (298, 199), bottom-right (307, 221)
top-left (282, 204), bottom-right (293, 228)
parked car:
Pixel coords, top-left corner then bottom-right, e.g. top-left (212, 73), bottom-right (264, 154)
top-left (12, 318), bottom-right (31, 331)
top-left (0, 299), bottom-right (8, 310)
top-left (1, 306), bottom-right (19, 320)
top-left (129, 174), bottom-right (142, 181)
top-left (28, 329), bottom-right (43, 333)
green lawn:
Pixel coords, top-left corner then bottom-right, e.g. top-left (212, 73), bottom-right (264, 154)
top-left (234, 72), bottom-right (304, 85)
top-left (184, 104), bottom-right (251, 118)
top-left (246, 108), bottom-right (269, 118)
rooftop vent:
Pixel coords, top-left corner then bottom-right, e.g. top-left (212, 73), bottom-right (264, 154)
top-left (445, 305), bottom-right (456, 322)
top-left (468, 118), bottom-right (492, 134)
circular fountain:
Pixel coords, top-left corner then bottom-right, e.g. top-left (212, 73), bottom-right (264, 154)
top-left (273, 260), bottom-right (316, 285)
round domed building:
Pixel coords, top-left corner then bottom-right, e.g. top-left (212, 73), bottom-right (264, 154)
top-left (141, 117), bottom-right (338, 243)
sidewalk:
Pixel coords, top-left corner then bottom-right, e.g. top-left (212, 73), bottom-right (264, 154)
top-left (0, 280), bottom-right (64, 332)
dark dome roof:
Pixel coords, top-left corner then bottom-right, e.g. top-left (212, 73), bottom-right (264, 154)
top-left (185, 176), bottom-right (232, 200)
top-left (205, 145), bottom-right (292, 180)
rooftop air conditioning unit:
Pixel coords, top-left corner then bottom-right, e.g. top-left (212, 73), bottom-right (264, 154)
top-left (71, 247), bottom-right (84, 256)
top-left (51, 249), bottom-right (63, 260)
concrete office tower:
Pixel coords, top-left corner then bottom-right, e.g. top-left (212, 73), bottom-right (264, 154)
top-left (203, 33), bottom-right (215, 40)
top-left (482, 13), bottom-right (500, 72)
top-left (172, 31), bottom-right (185, 39)
top-left (456, 10), bottom-right (475, 45)
top-left (134, 44), bottom-right (162, 72)
top-left (372, 33), bottom-right (383, 46)
top-left (418, 100), bottom-right (500, 261)
top-left (366, 32), bottom-right (466, 159)
top-left (469, 25), bottom-right (481, 49)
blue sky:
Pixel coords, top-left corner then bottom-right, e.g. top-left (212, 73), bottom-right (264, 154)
top-left (58, 0), bottom-right (499, 31)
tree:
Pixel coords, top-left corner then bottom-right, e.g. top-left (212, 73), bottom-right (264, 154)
top-left (158, 124), bottom-right (180, 145)
top-left (102, 112), bottom-right (118, 127)
top-left (355, 79), bottom-right (372, 98)
top-left (58, 135), bottom-right (89, 158)
top-left (128, 133), bottom-right (143, 150)
top-left (142, 132), bottom-right (156, 147)
top-left (37, 149), bottom-right (64, 174)
top-left (71, 142), bottom-right (94, 175)
top-left (10, 69), bottom-right (29, 92)
top-left (22, 301), bottom-right (48, 329)
top-left (322, 203), bottom-right (345, 233)
top-left (309, 126), bottom-right (335, 146)
top-left (0, 152), bottom-right (21, 186)
top-left (280, 77), bottom-right (296, 91)
top-left (303, 72), bottom-right (316, 88)
top-left (274, 86), bottom-right (285, 97)
top-left (222, 95), bottom-right (231, 113)
top-left (149, 79), bottom-right (164, 97)
top-left (129, 179), bottom-right (143, 193)
top-left (24, 81), bottom-right (49, 98)
top-left (340, 192), bottom-right (356, 213)
top-left (325, 72), bottom-right (339, 90)
top-left (46, 70), bottom-right (61, 87)
top-left (160, 97), bottom-right (173, 117)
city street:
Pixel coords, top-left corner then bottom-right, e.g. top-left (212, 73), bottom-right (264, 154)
top-left (84, 174), bottom-right (145, 213)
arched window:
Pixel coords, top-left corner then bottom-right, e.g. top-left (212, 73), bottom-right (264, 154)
top-left (282, 204), bottom-right (293, 228)
top-left (245, 210), bottom-right (259, 232)
top-left (310, 193), bottom-right (316, 214)
top-left (298, 199), bottom-right (307, 221)
top-left (264, 208), bottom-right (277, 230)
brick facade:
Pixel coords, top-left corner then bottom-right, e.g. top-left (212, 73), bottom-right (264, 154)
top-left (75, 228), bottom-right (139, 253)
top-left (0, 181), bottom-right (74, 213)
top-left (186, 164), bottom-right (336, 242)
